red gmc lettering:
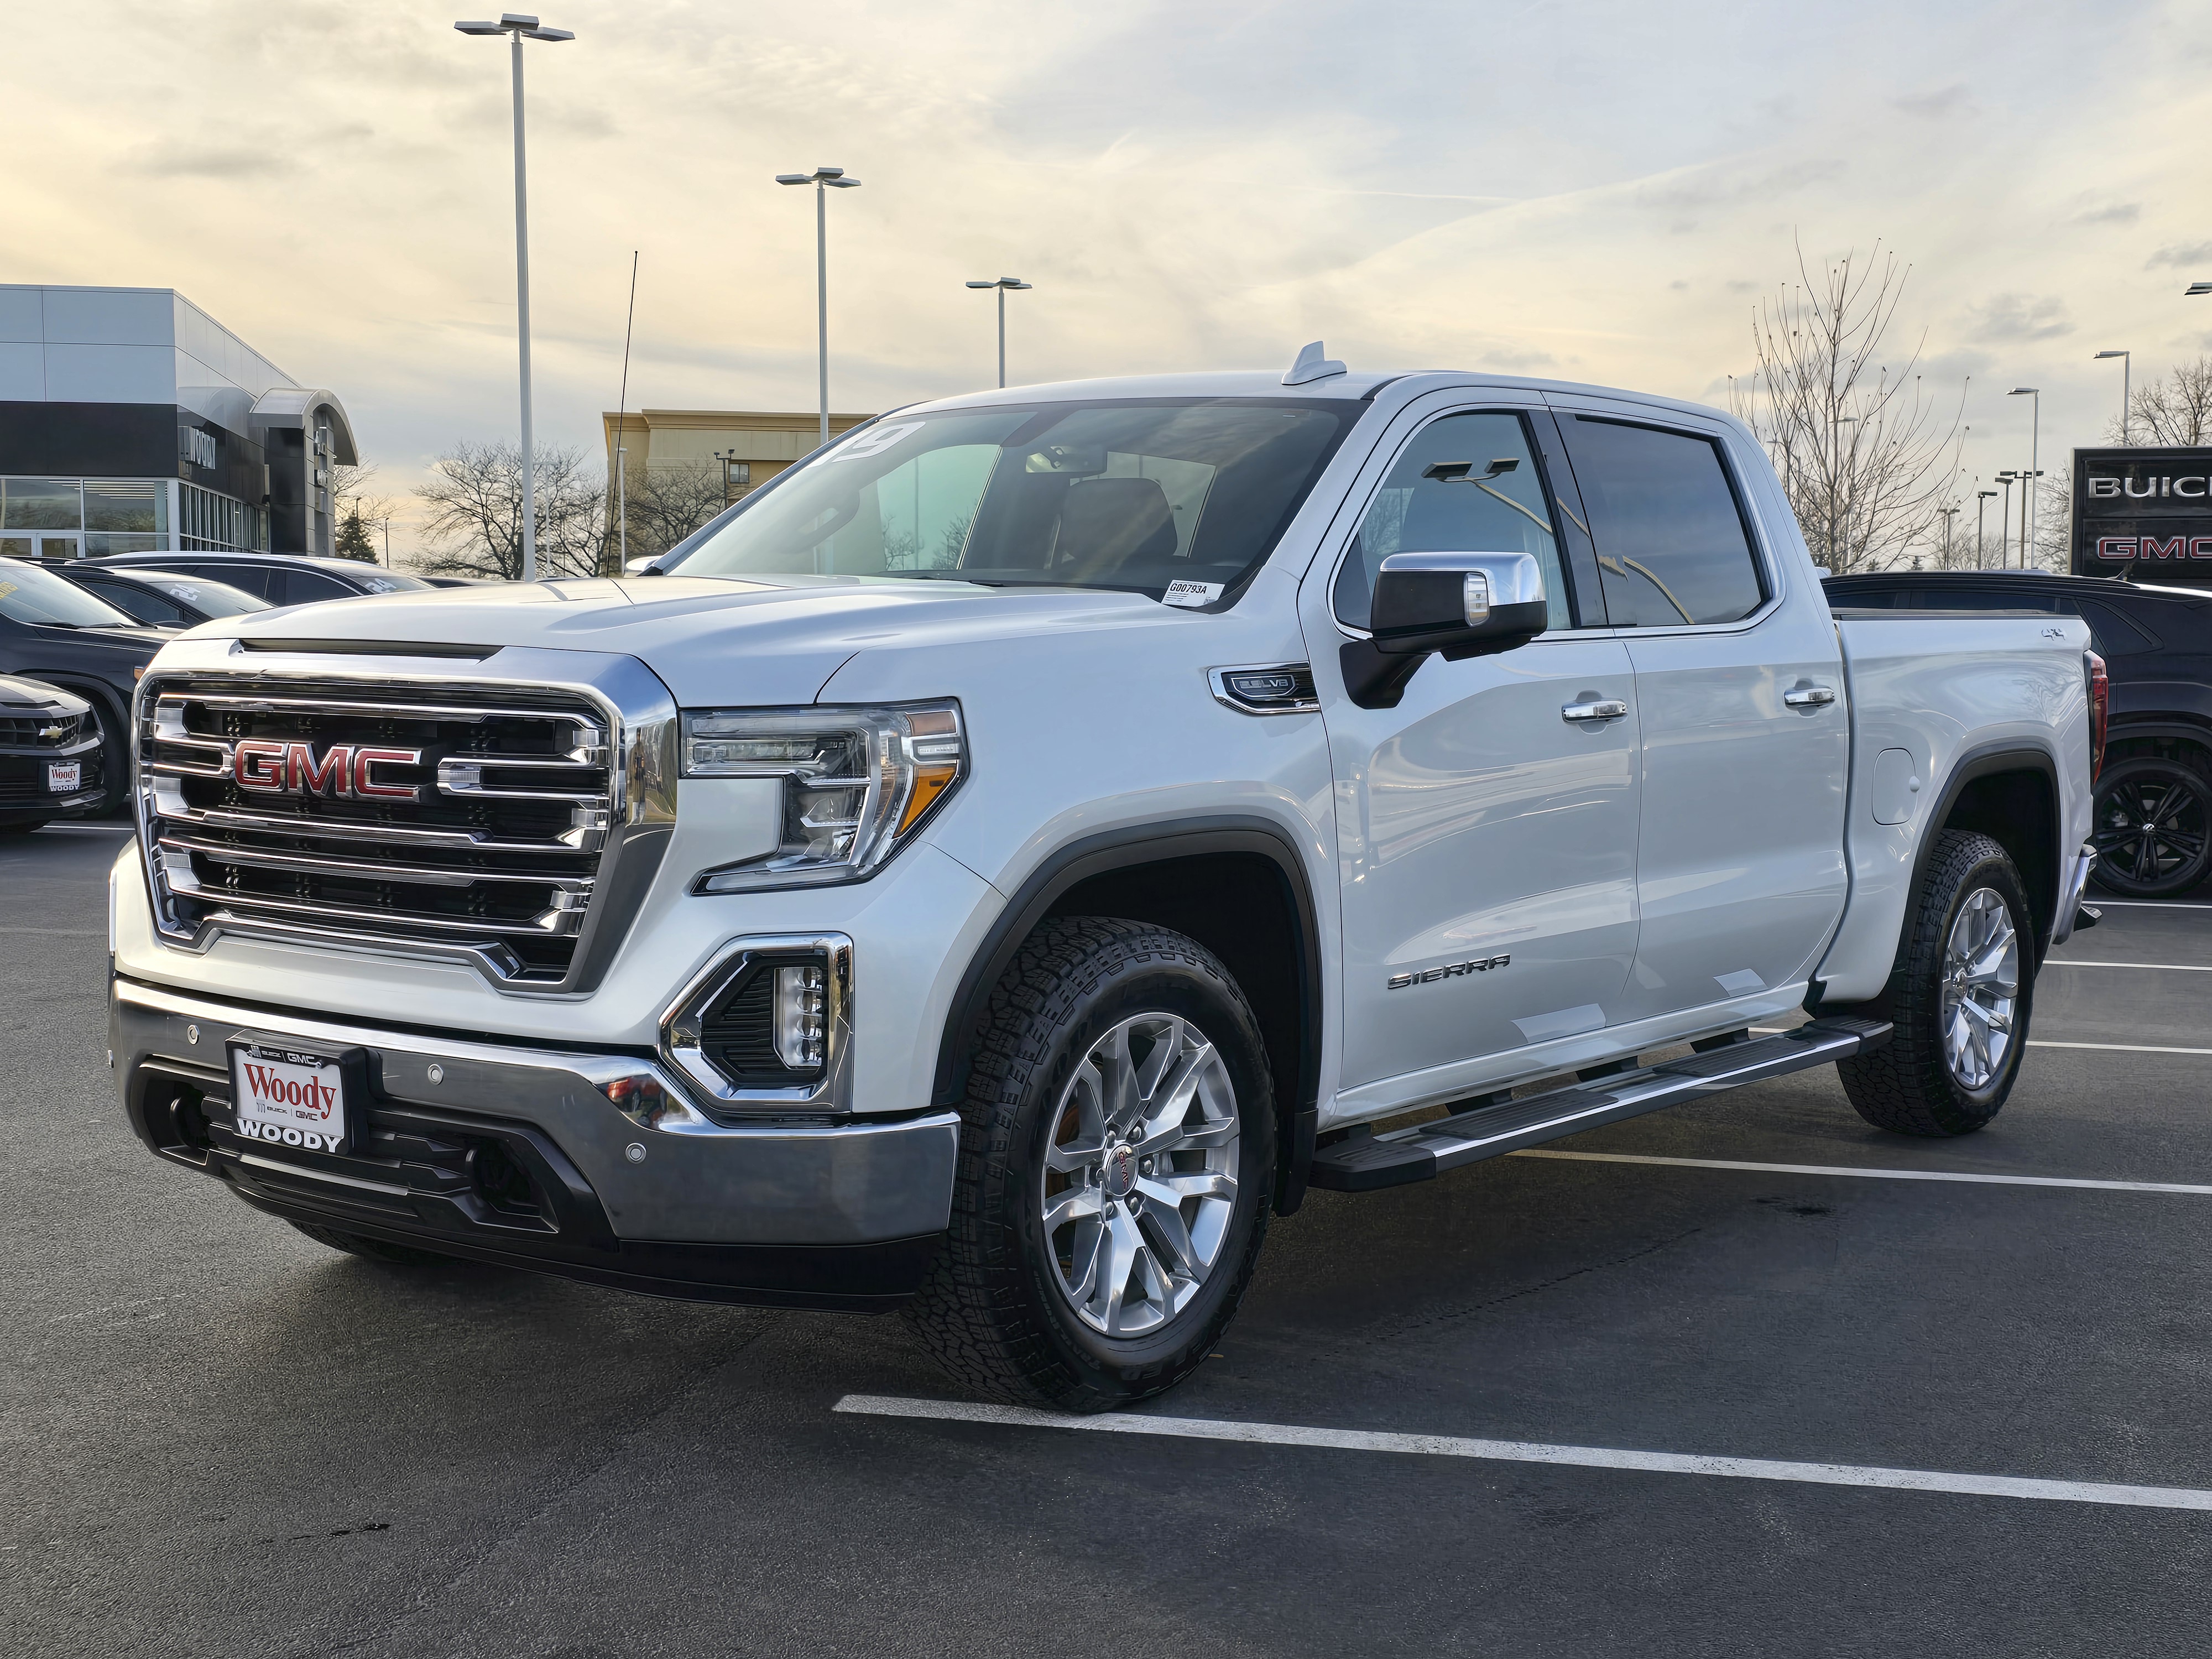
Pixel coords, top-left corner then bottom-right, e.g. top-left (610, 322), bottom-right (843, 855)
top-left (2142, 535), bottom-right (2187, 560)
top-left (232, 738), bottom-right (289, 791)
top-left (2097, 537), bottom-right (2138, 560)
top-left (285, 742), bottom-right (351, 796)
top-left (352, 747), bottom-right (420, 801)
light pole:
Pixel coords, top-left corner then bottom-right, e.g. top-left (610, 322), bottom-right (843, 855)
top-left (963, 277), bottom-right (1033, 388)
top-left (2009, 387), bottom-right (2041, 561)
top-left (456, 14), bottom-right (573, 584)
top-left (1995, 471), bottom-right (2018, 569)
top-left (1976, 489), bottom-right (1997, 571)
top-left (1938, 504), bottom-right (1959, 566)
top-left (2095, 350), bottom-right (2132, 445)
top-left (775, 167), bottom-right (863, 448)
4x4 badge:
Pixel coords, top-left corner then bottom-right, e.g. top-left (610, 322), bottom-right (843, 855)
top-left (1389, 953), bottom-right (1510, 990)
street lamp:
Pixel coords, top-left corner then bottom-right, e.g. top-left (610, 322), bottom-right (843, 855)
top-left (2188, 282), bottom-right (2212, 296)
top-left (1995, 471), bottom-right (2018, 570)
top-left (775, 166), bottom-right (863, 449)
top-left (455, 13), bottom-right (574, 584)
top-left (711, 448), bottom-right (751, 504)
top-left (1977, 489), bottom-right (1998, 572)
top-left (2094, 350), bottom-right (2132, 445)
top-left (2008, 388), bottom-right (2041, 563)
top-left (1937, 504), bottom-right (1959, 565)
top-left (963, 278), bottom-right (1033, 389)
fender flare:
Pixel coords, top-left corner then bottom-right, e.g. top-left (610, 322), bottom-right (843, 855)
top-left (930, 815), bottom-right (1324, 1213)
top-left (1913, 739), bottom-right (2064, 948)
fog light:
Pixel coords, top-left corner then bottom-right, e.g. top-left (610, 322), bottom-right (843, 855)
top-left (774, 964), bottom-right (826, 1070)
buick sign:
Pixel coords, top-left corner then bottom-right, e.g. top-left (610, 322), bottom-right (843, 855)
top-left (2073, 445), bottom-right (2212, 581)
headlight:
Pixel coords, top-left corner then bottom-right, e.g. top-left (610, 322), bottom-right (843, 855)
top-left (682, 701), bottom-right (965, 893)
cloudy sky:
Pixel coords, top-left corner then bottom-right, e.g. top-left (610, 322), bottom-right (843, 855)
top-left (15, 1), bottom-right (2209, 554)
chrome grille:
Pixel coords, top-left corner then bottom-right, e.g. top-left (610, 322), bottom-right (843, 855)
top-left (136, 662), bottom-right (673, 989)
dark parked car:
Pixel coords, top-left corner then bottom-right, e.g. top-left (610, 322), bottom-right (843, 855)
top-left (55, 565), bottom-right (270, 628)
top-left (0, 557), bottom-right (166, 811)
top-left (0, 672), bottom-right (106, 831)
top-left (86, 551), bottom-right (430, 606)
top-left (1825, 569), bottom-right (2212, 897)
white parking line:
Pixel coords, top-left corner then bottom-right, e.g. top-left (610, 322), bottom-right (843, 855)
top-left (1509, 1147), bottom-right (2212, 1195)
top-left (2047, 960), bottom-right (2212, 973)
top-left (833, 1395), bottom-right (2212, 1512)
top-left (2085, 899), bottom-right (2212, 910)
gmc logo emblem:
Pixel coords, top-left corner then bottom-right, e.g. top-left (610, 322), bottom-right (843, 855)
top-left (231, 740), bottom-right (421, 801)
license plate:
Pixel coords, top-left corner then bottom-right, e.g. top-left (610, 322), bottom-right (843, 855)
top-left (229, 1042), bottom-right (351, 1155)
top-left (46, 761), bottom-right (80, 792)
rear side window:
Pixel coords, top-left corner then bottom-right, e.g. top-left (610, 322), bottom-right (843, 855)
top-left (2070, 599), bottom-right (2158, 656)
top-left (1562, 417), bottom-right (1765, 627)
top-left (173, 561), bottom-right (276, 601)
top-left (1905, 587), bottom-right (2060, 613)
top-left (282, 570), bottom-right (353, 604)
top-left (84, 579), bottom-right (188, 626)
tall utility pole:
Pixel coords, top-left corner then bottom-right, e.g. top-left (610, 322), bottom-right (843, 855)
top-left (2009, 387), bottom-right (2041, 560)
top-left (963, 277), bottom-right (1033, 388)
top-left (614, 249), bottom-right (638, 575)
top-left (775, 167), bottom-right (863, 447)
top-left (1995, 472), bottom-right (2018, 568)
top-left (1976, 489), bottom-right (1997, 571)
top-left (1937, 504), bottom-right (1959, 565)
top-left (2095, 351), bottom-right (2132, 444)
top-left (456, 13), bottom-right (575, 583)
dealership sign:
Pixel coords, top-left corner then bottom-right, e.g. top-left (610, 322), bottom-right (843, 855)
top-left (2073, 446), bottom-right (2212, 575)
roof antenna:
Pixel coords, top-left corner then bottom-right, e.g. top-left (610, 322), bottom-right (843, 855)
top-left (1282, 340), bottom-right (1347, 386)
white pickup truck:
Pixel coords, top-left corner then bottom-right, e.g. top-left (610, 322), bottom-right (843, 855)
top-left (111, 351), bottom-right (2103, 1410)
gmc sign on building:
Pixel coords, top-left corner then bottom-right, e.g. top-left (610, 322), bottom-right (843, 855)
top-left (2074, 446), bottom-right (2212, 583)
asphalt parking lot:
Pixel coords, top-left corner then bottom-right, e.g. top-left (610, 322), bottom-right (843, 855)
top-left (8, 823), bottom-right (2211, 1658)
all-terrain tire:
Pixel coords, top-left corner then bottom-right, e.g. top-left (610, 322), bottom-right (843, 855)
top-left (1837, 830), bottom-right (2034, 1136)
top-left (289, 1220), bottom-right (458, 1267)
top-left (905, 916), bottom-right (1277, 1412)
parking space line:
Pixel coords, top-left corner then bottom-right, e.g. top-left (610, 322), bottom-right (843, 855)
top-left (833, 1395), bottom-right (2212, 1511)
top-left (0, 927), bottom-right (105, 937)
top-left (2028, 1040), bottom-right (2212, 1055)
top-left (1508, 1148), bottom-right (2212, 1194)
top-left (2085, 899), bottom-right (2212, 910)
top-left (2047, 960), bottom-right (2212, 972)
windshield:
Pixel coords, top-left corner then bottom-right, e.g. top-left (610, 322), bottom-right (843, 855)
top-left (132, 572), bottom-right (271, 617)
top-left (0, 559), bottom-right (143, 628)
top-left (668, 398), bottom-right (1361, 599)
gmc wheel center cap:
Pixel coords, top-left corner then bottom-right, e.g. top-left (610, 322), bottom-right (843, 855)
top-left (1104, 1142), bottom-right (1138, 1199)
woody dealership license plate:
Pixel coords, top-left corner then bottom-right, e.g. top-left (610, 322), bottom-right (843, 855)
top-left (46, 761), bottom-right (79, 792)
top-left (229, 1042), bottom-right (352, 1155)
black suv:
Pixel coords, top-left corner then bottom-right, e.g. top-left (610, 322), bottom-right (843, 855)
top-left (85, 551), bottom-right (430, 606)
top-left (1825, 569), bottom-right (2212, 897)
top-left (0, 557), bottom-right (166, 812)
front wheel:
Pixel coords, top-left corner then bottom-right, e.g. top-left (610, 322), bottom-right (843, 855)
top-left (2091, 756), bottom-right (2211, 898)
top-left (1838, 830), bottom-right (2033, 1136)
top-left (906, 917), bottom-right (1276, 1412)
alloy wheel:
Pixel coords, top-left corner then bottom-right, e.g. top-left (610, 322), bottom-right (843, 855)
top-left (1940, 886), bottom-right (2018, 1092)
top-left (2093, 767), bottom-right (2209, 894)
top-left (1038, 1012), bottom-right (1240, 1338)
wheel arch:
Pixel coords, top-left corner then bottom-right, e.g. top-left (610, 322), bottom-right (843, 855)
top-left (1923, 743), bottom-right (2062, 958)
top-left (931, 816), bottom-right (1324, 1215)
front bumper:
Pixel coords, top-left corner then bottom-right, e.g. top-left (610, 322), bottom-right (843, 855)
top-left (111, 975), bottom-right (958, 1311)
top-left (0, 732), bottom-right (105, 822)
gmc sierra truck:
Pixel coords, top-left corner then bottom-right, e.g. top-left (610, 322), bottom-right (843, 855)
top-left (109, 352), bottom-right (2102, 1411)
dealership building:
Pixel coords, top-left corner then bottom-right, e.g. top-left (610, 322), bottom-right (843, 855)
top-left (0, 284), bottom-right (357, 561)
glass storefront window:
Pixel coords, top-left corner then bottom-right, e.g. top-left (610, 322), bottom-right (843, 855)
top-left (3, 478), bottom-right (82, 530)
top-left (85, 533), bottom-right (161, 556)
top-left (85, 481), bottom-right (160, 533)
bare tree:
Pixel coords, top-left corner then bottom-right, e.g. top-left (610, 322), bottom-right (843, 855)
top-left (1729, 239), bottom-right (1969, 573)
top-left (2104, 356), bottom-right (2212, 447)
top-left (418, 441), bottom-right (606, 581)
top-left (2031, 473), bottom-right (2073, 573)
top-left (611, 461), bottom-right (729, 571)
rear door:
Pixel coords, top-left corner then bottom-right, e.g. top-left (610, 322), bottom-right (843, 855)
top-left (1552, 406), bottom-right (1849, 1022)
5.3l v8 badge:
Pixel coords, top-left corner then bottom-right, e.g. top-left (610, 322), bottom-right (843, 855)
top-left (1389, 953), bottom-right (1510, 990)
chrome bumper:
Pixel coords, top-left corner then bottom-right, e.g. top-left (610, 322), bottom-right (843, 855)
top-left (110, 975), bottom-right (957, 1248)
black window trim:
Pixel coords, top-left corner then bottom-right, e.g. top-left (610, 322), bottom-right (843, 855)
top-left (1556, 407), bottom-right (1785, 637)
top-left (1324, 399), bottom-right (1606, 637)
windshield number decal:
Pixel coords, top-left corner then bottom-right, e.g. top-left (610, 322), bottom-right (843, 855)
top-left (825, 421), bottom-right (925, 463)
top-left (1164, 580), bottom-right (1223, 609)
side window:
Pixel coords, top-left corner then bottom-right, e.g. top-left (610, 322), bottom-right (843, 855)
top-left (88, 581), bottom-right (187, 626)
top-left (1906, 587), bottom-right (2060, 614)
top-left (1332, 411), bottom-right (1571, 632)
top-left (184, 562), bottom-right (276, 601)
top-left (1562, 416), bottom-right (1765, 627)
top-left (282, 570), bottom-right (353, 604)
top-left (2068, 599), bottom-right (2157, 656)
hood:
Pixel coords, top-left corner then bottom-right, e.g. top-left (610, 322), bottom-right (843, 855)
top-left (0, 672), bottom-right (89, 714)
top-left (200, 573), bottom-right (1172, 706)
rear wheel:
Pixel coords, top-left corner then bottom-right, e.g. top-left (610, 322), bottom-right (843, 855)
top-left (1838, 830), bottom-right (2033, 1136)
top-left (906, 917), bottom-right (1276, 1412)
top-left (289, 1220), bottom-right (457, 1267)
top-left (2091, 755), bottom-right (2211, 898)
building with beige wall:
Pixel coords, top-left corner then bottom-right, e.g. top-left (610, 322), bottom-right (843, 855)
top-left (602, 408), bottom-right (874, 504)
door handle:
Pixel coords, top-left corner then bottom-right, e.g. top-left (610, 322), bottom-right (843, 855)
top-left (1561, 698), bottom-right (1629, 722)
top-left (1783, 685), bottom-right (1837, 708)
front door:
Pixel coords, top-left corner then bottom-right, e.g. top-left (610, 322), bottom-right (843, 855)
top-left (1314, 403), bottom-right (1642, 1103)
top-left (1552, 405), bottom-right (1849, 1022)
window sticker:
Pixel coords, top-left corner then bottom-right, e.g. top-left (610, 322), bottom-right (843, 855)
top-left (1162, 579), bottom-right (1223, 609)
top-left (825, 421), bottom-right (926, 463)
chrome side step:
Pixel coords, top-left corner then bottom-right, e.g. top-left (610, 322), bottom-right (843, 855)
top-left (1307, 1018), bottom-right (1892, 1193)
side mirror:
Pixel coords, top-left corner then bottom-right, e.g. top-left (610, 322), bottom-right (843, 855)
top-left (1342, 551), bottom-right (1548, 708)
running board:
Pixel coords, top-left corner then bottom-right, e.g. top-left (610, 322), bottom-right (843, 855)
top-left (1308, 1017), bottom-right (1892, 1193)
